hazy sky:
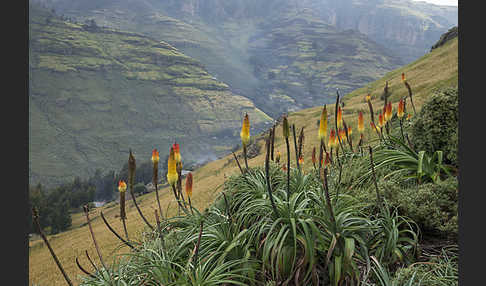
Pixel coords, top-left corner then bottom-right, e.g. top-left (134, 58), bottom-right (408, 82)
top-left (412, 0), bottom-right (458, 6)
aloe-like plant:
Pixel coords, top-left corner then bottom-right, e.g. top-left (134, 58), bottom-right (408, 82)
top-left (360, 136), bottom-right (453, 184)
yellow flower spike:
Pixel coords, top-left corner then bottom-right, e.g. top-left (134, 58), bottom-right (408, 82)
top-left (240, 113), bottom-right (250, 147)
top-left (118, 180), bottom-right (127, 192)
top-left (365, 94), bottom-right (371, 102)
top-left (185, 172), bottom-right (193, 199)
top-left (385, 102), bottom-right (392, 122)
top-left (275, 150), bottom-right (281, 164)
top-left (358, 111), bottom-right (364, 134)
top-left (298, 155), bottom-right (304, 166)
top-left (397, 98), bottom-right (405, 119)
top-left (370, 122), bottom-right (379, 133)
top-left (167, 147), bottom-right (178, 186)
top-left (337, 106), bottom-right (343, 129)
top-left (318, 105), bottom-right (327, 141)
top-left (151, 149), bottom-right (159, 164)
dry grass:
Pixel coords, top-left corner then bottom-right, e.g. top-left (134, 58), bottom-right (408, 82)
top-left (28, 38), bottom-right (457, 286)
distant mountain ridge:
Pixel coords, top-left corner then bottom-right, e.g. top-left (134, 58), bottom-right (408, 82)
top-left (30, 0), bottom-right (455, 117)
top-left (29, 3), bottom-right (271, 187)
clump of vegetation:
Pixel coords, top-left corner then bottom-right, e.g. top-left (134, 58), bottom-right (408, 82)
top-left (31, 75), bottom-right (458, 286)
top-left (410, 87), bottom-right (458, 167)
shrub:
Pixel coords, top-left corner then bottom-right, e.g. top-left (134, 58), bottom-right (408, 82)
top-left (381, 177), bottom-right (458, 239)
top-left (410, 87), bottom-right (458, 167)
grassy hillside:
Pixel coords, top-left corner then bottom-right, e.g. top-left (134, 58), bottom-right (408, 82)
top-left (29, 3), bottom-right (272, 187)
top-left (29, 29), bottom-right (457, 286)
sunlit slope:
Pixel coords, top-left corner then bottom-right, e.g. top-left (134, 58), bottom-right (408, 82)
top-left (28, 30), bottom-right (457, 286)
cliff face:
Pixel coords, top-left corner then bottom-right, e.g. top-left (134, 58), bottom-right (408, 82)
top-left (29, 3), bottom-right (271, 187)
top-left (320, 0), bottom-right (457, 63)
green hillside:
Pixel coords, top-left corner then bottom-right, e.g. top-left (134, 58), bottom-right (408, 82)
top-left (29, 24), bottom-right (458, 286)
top-left (29, 3), bottom-right (272, 187)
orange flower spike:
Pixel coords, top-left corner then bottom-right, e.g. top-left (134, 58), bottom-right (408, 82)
top-left (358, 111), bottom-right (364, 134)
top-left (407, 113), bottom-right (412, 121)
top-left (151, 149), bottom-right (159, 164)
top-left (401, 72), bottom-right (406, 83)
top-left (385, 102), bottom-right (392, 122)
top-left (118, 180), bottom-right (127, 192)
top-left (323, 152), bottom-right (330, 168)
top-left (397, 98), bottom-right (405, 119)
top-left (328, 129), bottom-right (336, 148)
top-left (338, 128), bottom-right (346, 141)
top-left (167, 147), bottom-right (178, 186)
top-left (337, 106), bottom-right (343, 129)
top-left (347, 125), bottom-right (352, 136)
top-left (318, 105), bottom-right (328, 141)
top-left (378, 112), bottom-right (384, 128)
top-left (172, 143), bottom-right (181, 163)
top-left (240, 113), bottom-right (250, 147)
top-left (185, 172), bottom-right (193, 199)
top-left (298, 155), bottom-right (304, 167)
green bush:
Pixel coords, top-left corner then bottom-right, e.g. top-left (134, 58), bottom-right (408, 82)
top-left (410, 87), bottom-right (458, 167)
top-left (381, 177), bottom-right (458, 239)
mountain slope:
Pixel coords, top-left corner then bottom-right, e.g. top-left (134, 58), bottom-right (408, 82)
top-left (36, 0), bottom-right (448, 117)
top-left (29, 27), bottom-right (458, 286)
top-left (29, 3), bottom-right (272, 187)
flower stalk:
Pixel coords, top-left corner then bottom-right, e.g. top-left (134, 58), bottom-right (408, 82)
top-left (402, 73), bottom-right (417, 114)
top-left (117, 180), bottom-right (129, 240)
top-left (282, 116), bottom-right (291, 200)
top-left (151, 149), bottom-right (163, 225)
top-left (240, 113), bottom-right (250, 171)
top-left (128, 150), bottom-right (154, 230)
top-left (32, 207), bottom-right (73, 286)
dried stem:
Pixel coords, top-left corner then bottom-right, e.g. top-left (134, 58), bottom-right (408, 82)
top-left (154, 180), bottom-right (163, 227)
top-left (285, 136), bottom-right (291, 201)
top-left (399, 118), bottom-right (405, 142)
top-left (32, 207), bottom-right (73, 286)
top-left (322, 168), bottom-right (336, 227)
top-left (100, 211), bottom-right (135, 250)
top-left (243, 144), bottom-right (249, 171)
top-left (343, 121), bottom-right (353, 152)
top-left (292, 124), bottom-right (300, 171)
top-left (232, 151), bottom-right (244, 175)
top-left (404, 81), bottom-right (417, 114)
top-left (265, 134), bottom-right (279, 217)
top-left (271, 124), bottom-right (276, 161)
top-left (85, 250), bottom-right (99, 273)
top-left (76, 257), bottom-right (96, 279)
top-left (83, 205), bottom-right (108, 271)
top-left (171, 184), bottom-right (190, 215)
top-left (368, 146), bottom-right (383, 208)
top-left (128, 150), bottom-right (154, 230)
top-left (129, 185), bottom-right (154, 231)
